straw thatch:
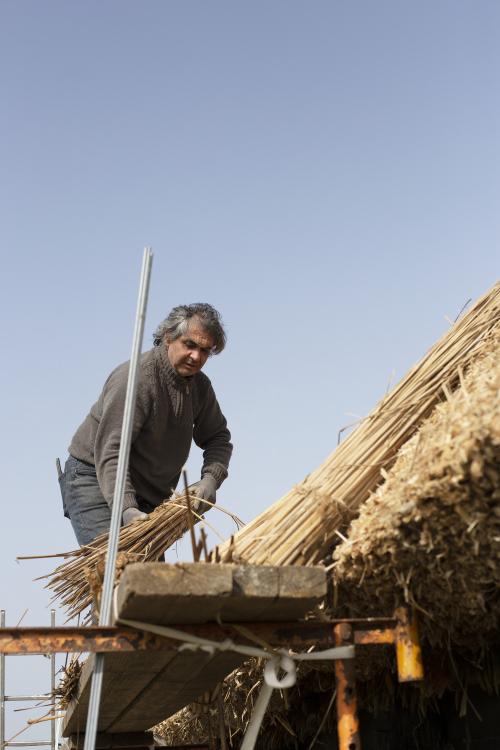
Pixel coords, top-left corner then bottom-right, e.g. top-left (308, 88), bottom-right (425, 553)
top-left (332, 332), bottom-right (500, 647)
top-left (157, 338), bottom-right (500, 747)
top-left (211, 283), bottom-right (500, 568)
top-left (43, 496), bottom-right (195, 619)
top-left (52, 282), bottom-right (500, 742)
top-left (43, 494), bottom-right (241, 620)
top-left (53, 657), bottom-right (83, 710)
top-left (158, 284), bottom-right (500, 747)
top-left (44, 283), bottom-right (499, 623)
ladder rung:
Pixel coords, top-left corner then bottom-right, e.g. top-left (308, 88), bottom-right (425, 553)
top-left (1, 609), bottom-right (55, 750)
top-left (5, 743), bottom-right (52, 747)
top-left (4, 695), bottom-right (49, 702)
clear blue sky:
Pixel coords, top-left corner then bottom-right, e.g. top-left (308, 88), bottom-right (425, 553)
top-left (0, 0), bottom-right (498, 740)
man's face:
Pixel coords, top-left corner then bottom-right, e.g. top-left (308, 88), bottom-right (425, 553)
top-left (166, 319), bottom-right (215, 376)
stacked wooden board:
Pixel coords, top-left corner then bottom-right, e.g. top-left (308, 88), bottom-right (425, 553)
top-left (61, 562), bottom-right (326, 738)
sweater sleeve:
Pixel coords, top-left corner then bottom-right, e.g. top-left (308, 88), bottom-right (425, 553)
top-left (193, 381), bottom-right (233, 488)
top-left (93, 367), bottom-right (150, 510)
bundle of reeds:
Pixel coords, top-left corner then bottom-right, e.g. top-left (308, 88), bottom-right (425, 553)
top-left (44, 494), bottom-right (240, 620)
top-left (211, 282), bottom-right (500, 567)
top-left (332, 332), bottom-right (500, 646)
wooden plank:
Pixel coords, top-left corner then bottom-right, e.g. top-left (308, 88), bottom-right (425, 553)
top-left (62, 563), bottom-right (326, 737)
top-left (116, 562), bottom-right (326, 624)
top-left (62, 650), bottom-right (178, 735)
top-left (106, 650), bottom-right (242, 733)
top-left (62, 648), bottom-right (242, 736)
top-left (63, 742), bottom-right (205, 750)
top-left (62, 731), bottom-right (156, 748)
top-left (116, 563), bottom-right (234, 625)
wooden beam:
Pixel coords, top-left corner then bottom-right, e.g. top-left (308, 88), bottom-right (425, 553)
top-left (61, 731), bottom-right (155, 748)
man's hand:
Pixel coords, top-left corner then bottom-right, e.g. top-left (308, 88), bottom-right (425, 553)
top-left (188, 475), bottom-right (217, 514)
top-left (122, 508), bottom-right (148, 526)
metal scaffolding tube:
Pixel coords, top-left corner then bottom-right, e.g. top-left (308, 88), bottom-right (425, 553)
top-left (1, 610), bottom-right (5, 750)
top-left (5, 743), bottom-right (52, 748)
top-left (83, 248), bottom-right (153, 750)
top-left (50, 610), bottom-right (55, 750)
top-left (0, 610), bottom-right (57, 750)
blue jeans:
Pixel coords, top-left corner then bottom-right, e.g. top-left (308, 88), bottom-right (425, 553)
top-left (60, 456), bottom-right (155, 547)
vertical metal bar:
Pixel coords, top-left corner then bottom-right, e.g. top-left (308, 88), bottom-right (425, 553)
top-left (0, 610), bottom-right (5, 750)
top-left (50, 611), bottom-right (55, 750)
top-left (394, 607), bottom-right (424, 682)
top-left (83, 247), bottom-right (153, 750)
top-left (334, 623), bottom-right (361, 750)
top-left (239, 682), bottom-right (274, 750)
top-left (100, 247), bottom-right (154, 627)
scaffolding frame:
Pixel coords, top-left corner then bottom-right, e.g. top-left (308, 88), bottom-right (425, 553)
top-left (0, 607), bottom-right (423, 750)
top-left (0, 610), bottom-right (57, 750)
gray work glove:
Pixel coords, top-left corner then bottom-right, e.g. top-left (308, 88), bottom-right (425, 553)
top-left (122, 508), bottom-right (148, 526)
top-left (188, 474), bottom-right (217, 515)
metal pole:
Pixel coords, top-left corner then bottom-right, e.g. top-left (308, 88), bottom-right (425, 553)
top-left (83, 247), bottom-right (154, 750)
top-left (0, 610), bottom-right (5, 750)
top-left (5, 743), bottom-right (52, 747)
top-left (334, 623), bottom-right (361, 750)
top-left (394, 607), bottom-right (424, 682)
top-left (50, 611), bottom-right (55, 750)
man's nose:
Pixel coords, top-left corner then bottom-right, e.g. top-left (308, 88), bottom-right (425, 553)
top-left (190, 348), bottom-right (201, 362)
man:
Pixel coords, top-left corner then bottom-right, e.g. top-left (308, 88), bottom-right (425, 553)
top-left (60, 303), bottom-right (232, 546)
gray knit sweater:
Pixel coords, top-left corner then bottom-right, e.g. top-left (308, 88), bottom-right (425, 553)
top-left (69, 345), bottom-right (232, 510)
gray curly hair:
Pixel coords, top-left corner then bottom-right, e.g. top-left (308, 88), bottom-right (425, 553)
top-left (153, 303), bottom-right (226, 354)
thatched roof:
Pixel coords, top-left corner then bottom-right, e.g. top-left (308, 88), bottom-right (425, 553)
top-left (332, 332), bottom-right (500, 648)
top-left (211, 282), bottom-right (500, 569)
top-left (157, 283), bottom-right (500, 747)
top-left (45, 283), bottom-right (499, 623)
